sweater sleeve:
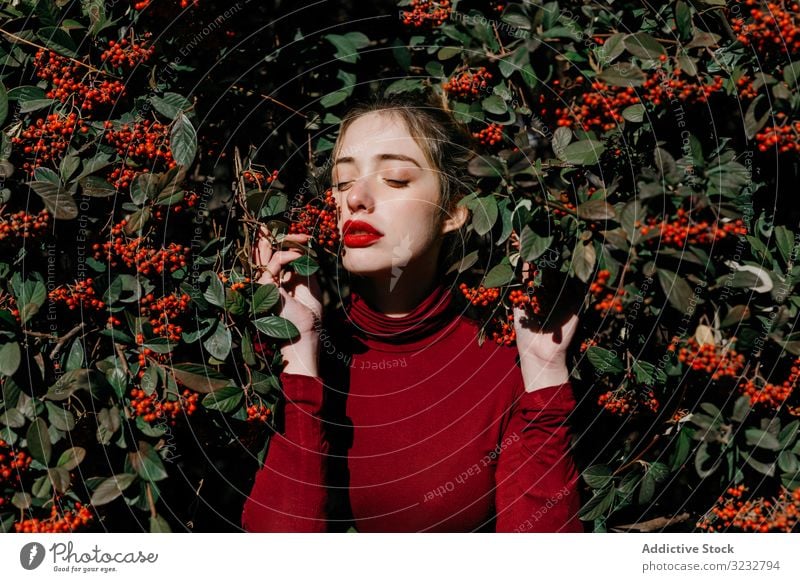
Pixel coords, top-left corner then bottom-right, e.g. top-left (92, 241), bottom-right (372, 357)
top-left (494, 381), bottom-right (584, 533)
top-left (241, 372), bottom-right (329, 532)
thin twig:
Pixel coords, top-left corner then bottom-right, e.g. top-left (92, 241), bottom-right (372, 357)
top-left (230, 84), bottom-right (308, 119)
top-left (0, 28), bottom-right (115, 77)
top-left (114, 343), bottom-right (130, 376)
top-left (48, 323), bottom-right (86, 360)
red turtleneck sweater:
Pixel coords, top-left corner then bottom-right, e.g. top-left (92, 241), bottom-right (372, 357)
top-left (241, 283), bottom-right (584, 532)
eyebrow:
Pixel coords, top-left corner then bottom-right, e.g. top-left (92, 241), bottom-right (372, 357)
top-left (333, 153), bottom-right (423, 169)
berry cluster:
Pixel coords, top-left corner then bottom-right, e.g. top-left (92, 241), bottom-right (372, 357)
top-left (678, 337), bottom-right (746, 380)
top-left (590, 270), bottom-right (625, 314)
top-left (459, 282), bottom-right (500, 306)
top-left (508, 280), bottom-right (541, 314)
top-left (697, 484), bottom-right (800, 533)
top-left (489, 313), bottom-right (516, 346)
top-left (49, 278), bottom-right (105, 311)
top-left (400, 0), bottom-right (452, 27)
top-left (152, 191), bottom-right (200, 221)
top-left (32, 49), bottom-right (126, 111)
top-left (12, 112), bottom-right (89, 173)
top-left (473, 124), bottom-right (504, 147)
top-left (129, 387), bottom-right (199, 425)
top-left (102, 120), bottom-right (175, 189)
top-left (243, 169), bottom-right (279, 188)
top-left (14, 502), bottom-right (94, 533)
top-left (598, 387), bottom-right (659, 415)
top-left (443, 67), bottom-right (493, 100)
top-left (92, 220), bottom-right (189, 275)
top-left (134, 0), bottom-right (199, 9)
top-left (730, 1), bottom-right (800, 62)
top-left (543, 71), bottom-right (724, 132)
top-left (140, 293), bottom-right (191, 342)
top-left (638, 209), bottom-right (748, 247)
top-left (0, 440), bottom-right (31, 489)
top-left (247, 402), bottom-right (272, 422)
top-left (0, 209), bottom-right (50, 243)
top-left (219, 273), bottom-right (251, 292)
top-left (289, 187), bottom-right (340, 249)
top-left (739, 357), bottom-right (800, 409)
top-left (100, 36), bottom-right (155, 69)
top-left (754, 120), bottom-right (800, 154)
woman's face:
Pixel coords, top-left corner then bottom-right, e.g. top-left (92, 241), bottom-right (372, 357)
top-left (332, 111), bottom-right (466, 278)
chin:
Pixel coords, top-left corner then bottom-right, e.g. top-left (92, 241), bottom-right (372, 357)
top-left (342, 251), bottom-right (394, 277)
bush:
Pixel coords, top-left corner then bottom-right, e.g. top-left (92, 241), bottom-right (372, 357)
top-left (0, 0), bottom-right (799, 532)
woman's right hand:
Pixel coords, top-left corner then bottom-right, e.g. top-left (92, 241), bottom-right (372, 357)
top-left (252, 226), bottom-right (323, 376)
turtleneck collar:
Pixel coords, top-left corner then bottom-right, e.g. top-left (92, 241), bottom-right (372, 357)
top-left (341, 281), bottom-right (461, 352)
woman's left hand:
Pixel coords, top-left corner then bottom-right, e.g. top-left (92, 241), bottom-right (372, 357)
top-left (513, 259), bottom-right (582, 391)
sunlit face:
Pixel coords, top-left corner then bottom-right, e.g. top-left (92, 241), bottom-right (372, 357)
top-left (332, 111), bottom-right (465, 278)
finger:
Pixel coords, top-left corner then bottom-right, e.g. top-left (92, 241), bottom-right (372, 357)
top-left (265, 249), bottom-right (305, 286)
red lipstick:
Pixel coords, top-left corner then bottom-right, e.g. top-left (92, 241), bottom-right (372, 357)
top-left (343, 219), bottom-right (384, 248)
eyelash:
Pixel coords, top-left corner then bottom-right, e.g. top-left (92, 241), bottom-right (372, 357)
top-left (334, 179), bottom-right (409, 190)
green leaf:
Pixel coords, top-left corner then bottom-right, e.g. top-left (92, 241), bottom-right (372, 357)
top-left (586, 346), bottom-right (624, 374)
top-left (79, 175), bottom-right (116, 197)
top-left (622, 103), bottom-right (645, 123)
top-left (657, 269), bottom-right (698, 313)
top-left (0, 342), bottom-right (21, 376)
top-left (624, 32), bottom-right (666, 59)
top-left (37, 27), bottom-right (77, 57)
top-left (203, 320), bottom-right (232, 361)
top-left (745, 428), bottom-right (782, 451)
top-left (561, 140), bottom-right (605, 165)
top-left (28, 181), bottom-right (78, 220)
top-left (571, 240), bottom-right (597, 283)
top-left (583, 465), bottom-right (613, 489)
top-left (201, 385), bottom-right (243, 413)
top-left (675, 1), bottom-right (693, 42)
top-left (577, 199), bottom-right (616, 221)
top-left (252, 284), bottom-right (280, 314)
top-left (150, 92), bottom-right (191, 120)
top-left (482, 95), bottom-right (507, 115)
top-left (170, 363), bottom-right (229, 393)
top-left (744, 95), bottom-right (770, 139)
top-left (253, 316), bottom-right (300, 340)
top-left (597, 63), bottom-right (646, 87)
top-left (26, 418), bottom-right (52, 466)
top-left (90, 473), bottom-right (137, 506)
top-left (46, 401), bottom-right (76, 432)
top-left (170, 114), bottom-right (197, 167)
top-left (472, 196), bottom-right (499, 236)
top-left (483, 259), bottom-right (514, 288)
top-left (579, 486), bottom-right (615, 520)
top-left (519, 226), bottom-right (553, 261)
top-left (150, 514), bottom-right (171, 532)
top-left (203, 273), bottom-right (225, 307)
top-left (129, 441), bottom-right (168, 482)
top-left (56, 446), bottom-right (86, 471)
top-left (289, 255), bottom-right (319, 276)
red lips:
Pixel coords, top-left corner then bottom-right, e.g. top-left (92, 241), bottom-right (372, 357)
top-left (343, 219), bottom-right (384, 248)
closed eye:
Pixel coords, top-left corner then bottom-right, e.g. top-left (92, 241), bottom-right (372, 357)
top-left (334, 181), bottom-right (353, 191)
top-left (385, 179), bottom-right (409, 187)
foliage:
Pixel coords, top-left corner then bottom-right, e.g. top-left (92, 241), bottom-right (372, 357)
top-left (1, 0), bottom-right (799, 532)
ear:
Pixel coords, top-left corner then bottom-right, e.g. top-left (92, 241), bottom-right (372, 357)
top-left (440, 202), bottom-right (470, 236)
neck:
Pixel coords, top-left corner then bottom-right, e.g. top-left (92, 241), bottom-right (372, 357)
top-left (352, 260), bottom-right (440, 318)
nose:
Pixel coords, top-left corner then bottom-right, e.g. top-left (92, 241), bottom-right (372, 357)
top-left (345, 174), bottom-right (375, 215)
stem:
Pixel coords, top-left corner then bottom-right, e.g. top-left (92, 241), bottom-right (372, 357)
top-left (48, 323), bottom-right (86, 360)
top-left (0, 28), bottom-right (115, 77)
top-left (230, 85), bottom-right (308, 119)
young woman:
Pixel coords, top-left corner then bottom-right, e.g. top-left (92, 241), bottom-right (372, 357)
top-left (241, 94), bottom-right (584, 533)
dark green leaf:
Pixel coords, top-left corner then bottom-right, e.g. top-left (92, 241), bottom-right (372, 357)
top-left (253, 316), bottom-right (300, 340)
top-left (201, 385), bottom-right (243, 413)
top-left (26, 418), bottom-right (52, 466)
